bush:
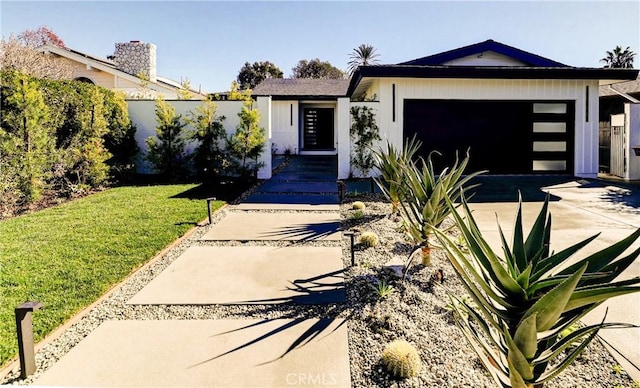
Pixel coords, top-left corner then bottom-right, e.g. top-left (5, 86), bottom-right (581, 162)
top-left (145, 98), bottom-right (188, 181)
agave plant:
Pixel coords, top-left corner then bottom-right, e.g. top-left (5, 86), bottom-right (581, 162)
top-left (397, 152), bottom-right (482, 265)
top-left (434, 195), bottom-right (640, 388)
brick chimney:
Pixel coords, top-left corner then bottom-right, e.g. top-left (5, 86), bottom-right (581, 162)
top-left (113, 41), bottom-right (157, 83)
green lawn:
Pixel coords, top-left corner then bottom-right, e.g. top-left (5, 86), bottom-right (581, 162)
top-left (0, 184), bottom-right (224, 367)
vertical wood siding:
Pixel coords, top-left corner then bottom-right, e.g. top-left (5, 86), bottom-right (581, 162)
top-left (368, 78), bottom-right (599, 177)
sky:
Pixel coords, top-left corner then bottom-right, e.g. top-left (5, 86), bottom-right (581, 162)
top-left (1, 1), bottom-right (638, 93)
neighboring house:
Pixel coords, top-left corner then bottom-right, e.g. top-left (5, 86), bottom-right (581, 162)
top-left (38, 40), bottom-right (206, 100)
top-left (254, 39), bottom-right (638, 179)
top-left (599, 74), bottom-right (640, 180)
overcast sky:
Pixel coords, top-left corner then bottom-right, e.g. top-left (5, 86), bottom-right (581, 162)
top-left (2, 1), bottom-right (638, 93)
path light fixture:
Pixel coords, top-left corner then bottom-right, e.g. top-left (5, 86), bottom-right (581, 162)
top-left (15, 301), bottom-right (43, 379)
top-left (206, 197), bottom-right (217, 224)
top-left (343, 230), bottom-right (360, 266)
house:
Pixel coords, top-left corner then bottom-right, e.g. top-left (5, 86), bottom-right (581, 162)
top-left (254, 39), bottom-right (638, 179)
top-left (38, 40), bottom-right (206, 100)
top-left (599, 73), bottom-right (640, 180)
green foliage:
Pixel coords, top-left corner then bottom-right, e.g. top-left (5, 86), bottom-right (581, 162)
top-left (359, 231), bottom-right (379, 248)
top-left (145, 98), bottom-right (188, 180)
top-left (382, 340), bottom-right (422, 378)
top-left (352, 201), bottom-right (366, 210)
top-left (102, 90), bottom-right (139, 183)
top-left (373, 135), bottom-right (422, 214)
top-left (187, 99), bottom-right (229, 181)
top-left (351, 210), bottom-right (364, 220)
top-left (227, 99), bottom-right (266, 179)
top-left (350, 105), bottom-right (381, 177)
top-left (375, 137), bottom-right (482, 265)
top-left (0, 184), bottom-right (220, 367)
top-left (369, 278), bottom-right (395, 299)
top-left (601, 46), bottom-right (636, 68)
top-left (237, 61), bottom-right (283, 90)
top-left (0, 70), bottom-right (53, 202)
top-left (291, 58), bottom-right (345, 79)
top-left (348, 43), bottom-right (380, 74)
top-left (434, 195), bottom-right (640, 387)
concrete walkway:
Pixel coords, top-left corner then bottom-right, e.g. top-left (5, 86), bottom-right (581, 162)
top-left (35, 156), bottom-right (349, 387)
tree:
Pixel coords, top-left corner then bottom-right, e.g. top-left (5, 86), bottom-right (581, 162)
top-left (348, 44), bottom-right (380, 74)
top-left (16, 26), bottom-right (67, 48)
top-left (145, 98), bottom-right (188, 180)
top-left (601, 46), bottom-right (636, 68)
top-left (0, 26), bottom-right (72, 80)
top-left (291, 59), bottom-right (345, 79)
top-left (0, 71), bottom-right (54, 202)
top-left (237, 61), bottom-right (283, 90)
top-left (187, 100), bottom-right (228, 180)
top-left (227, 99), bottom-right (266, 179)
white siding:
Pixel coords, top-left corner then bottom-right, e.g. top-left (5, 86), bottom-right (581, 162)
top-left (271, 101), bottom-right (299, 154)
top-left (367, 78), bottom-right (599, 178)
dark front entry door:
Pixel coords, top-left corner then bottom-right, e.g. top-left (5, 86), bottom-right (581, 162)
top-left (302, 108), bottom-right (334, 150)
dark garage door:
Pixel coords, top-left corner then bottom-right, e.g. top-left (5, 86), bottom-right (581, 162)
top-left (403, 100), bottom-right (574, 174)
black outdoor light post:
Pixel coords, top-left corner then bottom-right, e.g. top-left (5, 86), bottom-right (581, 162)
top-left (206, 197), bottom-right (216, 224)
top-left (15, 301), bottom-right (43, 379)
top-left (344, 231), bottom-right (359, 266)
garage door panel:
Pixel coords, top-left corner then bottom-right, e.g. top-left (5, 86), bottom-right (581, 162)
top-left (403, 100), bottom-right (574, 174)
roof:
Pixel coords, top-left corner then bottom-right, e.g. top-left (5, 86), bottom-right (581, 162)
top-left (38, 44), bottom-right (206, 97)
top-left (399, 39), bottom-right (567, 67)
top-left (348, 39), bottom-right (640, 97)
top-left (599, 73), bottom-right (640, 99)
top-left (253, 78), bottom-right (349, 99)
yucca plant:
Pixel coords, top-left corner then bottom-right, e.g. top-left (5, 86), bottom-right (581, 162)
top-left (373, 135), bottom-right (422, 214)
top-left (394, 149), bottom-right (482, 266)
top-left (434, 194), bottom-right (640, 388)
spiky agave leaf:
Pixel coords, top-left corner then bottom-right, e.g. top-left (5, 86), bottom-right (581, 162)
top-left (434, 194), bottom-right (640, 387)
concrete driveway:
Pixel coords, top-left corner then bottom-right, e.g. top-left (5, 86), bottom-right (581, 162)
top-left (467, 176), bottom-right (640, 381)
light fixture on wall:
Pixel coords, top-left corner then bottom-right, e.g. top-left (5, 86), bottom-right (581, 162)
top-left (632, 146), bottom-right (640, 156)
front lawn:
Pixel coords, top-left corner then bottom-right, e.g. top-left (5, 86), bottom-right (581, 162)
top-left (0, 184), bottom-right (223, 367)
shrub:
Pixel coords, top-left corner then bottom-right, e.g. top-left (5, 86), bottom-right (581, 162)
top-left (145, 98), bottom-right (188, 181)
top-left (352, 201), bottom-right (366, 210)
top-left (351, 210), bottom-right (364, 220)
top-left (435, 195), bottom-right (640, 387)
top-left (350, 105), bottom-right (380, 177)
top-left (382, 340), bottom-right (421, 378)
top-left (187, 99), bottom-right (229, 181)
top-left (368, 278), bottom-right (395, 299)
top-left (359, 231), bottom-right (379, 247)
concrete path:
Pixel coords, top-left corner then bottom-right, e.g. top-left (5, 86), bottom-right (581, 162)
top-left (35, 156), bottom-right (349, 387)
top-left (127, 246), bottom-right (345, 305)
top-left (36, 319), bottom-right (350, 387)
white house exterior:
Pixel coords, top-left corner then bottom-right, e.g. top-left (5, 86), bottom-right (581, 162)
top-left (255, 40), bottom-right (638, 179)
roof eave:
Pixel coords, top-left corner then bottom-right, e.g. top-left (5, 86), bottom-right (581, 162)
top-left (347, 66), bottom-right (639, 96)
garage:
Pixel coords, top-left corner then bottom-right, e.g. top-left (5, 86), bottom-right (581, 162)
top-left (403, 99), bottom-right (575, 174)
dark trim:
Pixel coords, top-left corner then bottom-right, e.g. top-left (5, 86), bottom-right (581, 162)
top-left (347, 66), bottom-right (639, 96)
top-left (256, 95), bottom-right (344, 100)
top-left (398, 40), bottom-right (567, 67)
top-left (290, 103), bottom-right (293, 126)
top-left (392, 83), bottom-right (396, 122)
top-left (585, 85), bottom-right (590, 122)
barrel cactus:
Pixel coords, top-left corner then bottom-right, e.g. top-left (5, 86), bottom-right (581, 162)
top-left (359, 231), bottom-right (379, 247)
top-left (382, 339), bottom-right (422, 378)
top-left (352, 201), bottom-right (366, 210)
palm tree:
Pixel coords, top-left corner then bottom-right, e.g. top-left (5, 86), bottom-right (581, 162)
top-left (348, 44), bottom-right (380, 74)
top-left (601, 46), bottom-right (636, 68)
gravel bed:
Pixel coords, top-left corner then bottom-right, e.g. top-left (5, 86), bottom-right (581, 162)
top-left (2, 193), bottom-right (637, 387)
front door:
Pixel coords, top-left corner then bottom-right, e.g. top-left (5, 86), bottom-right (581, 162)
top-left (302, 108), bottom-right (334, 150)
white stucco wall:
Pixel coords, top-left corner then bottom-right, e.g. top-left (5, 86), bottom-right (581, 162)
top-left (127, 99), bottom-right (245, 174)
top-left (271, 100), bottom-right (299, 154)
top-left (364, 78), bottom-right (600, 178)
top-left (625, 103), bottom-right (640, 180)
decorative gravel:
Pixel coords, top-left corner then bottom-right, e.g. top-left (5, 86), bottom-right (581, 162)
top-left (2, 193), bottom-right (637, 387)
